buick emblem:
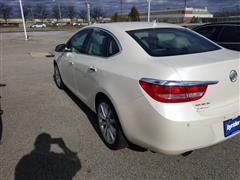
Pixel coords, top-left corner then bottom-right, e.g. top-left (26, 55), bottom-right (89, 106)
top-left (229, 70), bottom-right (238, 82)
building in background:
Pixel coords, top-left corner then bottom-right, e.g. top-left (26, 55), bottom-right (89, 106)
top-left (140, 7), bottom-right (213, 23)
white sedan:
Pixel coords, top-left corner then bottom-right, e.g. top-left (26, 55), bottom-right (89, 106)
top-left (53, 22), bottom-right (240, 155)
top-left (30, 23), bottom-right (46, 28)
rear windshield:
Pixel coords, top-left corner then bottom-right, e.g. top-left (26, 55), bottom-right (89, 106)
top-left (127, 28), bottom-right (221, 57)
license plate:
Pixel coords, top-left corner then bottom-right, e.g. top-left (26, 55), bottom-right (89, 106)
top-left (224, 116), bottom-right (240, 137)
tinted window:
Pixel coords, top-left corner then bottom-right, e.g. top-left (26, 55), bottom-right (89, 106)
top-left (68, 29), bottom-right (91, 53)
top-left (108, 38), bottom-right (119, 56)
top-left (87, 29), bottom-right (120, 57)
top-left (195, 26), bottom-right (222, 41)
top-left (127, 28), bottom-right (220, 57)
top-left (219, 26), bottom-right (240, 42)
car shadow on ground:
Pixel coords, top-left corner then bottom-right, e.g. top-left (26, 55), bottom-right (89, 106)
top-left (15, 133), bottom-right (81, 180)
top-left (63, 87), bottom-right (147, 152)
top-left (0, 114), bottom-right (3, 144)
top-left (0, 83), bottom-right (6, 144)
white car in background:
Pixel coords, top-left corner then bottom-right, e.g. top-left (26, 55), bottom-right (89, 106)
top-left (72, 22), bottom-right (82, 26)
top-left (53, 22), bottom-right (240, 155)
top-left (30, 22), bottom-right (47, 28)
top-left (56, 22), bottom-right (68, 26)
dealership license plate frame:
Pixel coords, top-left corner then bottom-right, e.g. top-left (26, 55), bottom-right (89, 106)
top-left (223, 116), bottom-right (240, 137)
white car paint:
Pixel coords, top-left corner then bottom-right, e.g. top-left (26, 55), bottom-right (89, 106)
top-left (54, 22), bottom-right (240, 155)
top-left (31, 23), bottom-right (46, 28)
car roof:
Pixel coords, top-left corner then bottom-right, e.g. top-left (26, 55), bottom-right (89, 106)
top-left (193, 22), bottom-right (240, 29)
top-left (207, 22), bottom-right (240, 25)
top-left (88, 22), bottom-right (183, 32)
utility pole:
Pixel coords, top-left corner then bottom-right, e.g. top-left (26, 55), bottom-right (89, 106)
top-left (148, 0), bottom-right (151, 22)
top-left (58, 2), bottom-right (62, 19)
top-left (19, 0), bottom-right (28, 40)
top-left (53, 0), bottom-right (62, 20)
top-left (86, 0), bottom-right (91, 25)
top-left (120, 0), bottom-right (123, 15)
top-left (29, 8), bottom-right (34, 20)
top-left (184, 0), bottom-right (187, 8)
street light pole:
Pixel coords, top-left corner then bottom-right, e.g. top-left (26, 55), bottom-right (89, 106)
top-left (86, 0), bottom-right (91, 25)
top-left (148, 0), bottom-right (151, 22)
top-left (19, 0), bottom-right (28, 40)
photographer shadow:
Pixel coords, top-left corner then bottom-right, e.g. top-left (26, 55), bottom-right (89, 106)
top-left (15, 133), bottom-right (81, 180)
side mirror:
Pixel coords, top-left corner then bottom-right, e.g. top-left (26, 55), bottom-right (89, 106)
top-left (55, 44), bottom-right (66, 52)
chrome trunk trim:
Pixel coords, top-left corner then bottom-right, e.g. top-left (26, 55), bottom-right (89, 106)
top-left (140, 78), bottom-right (219, 86)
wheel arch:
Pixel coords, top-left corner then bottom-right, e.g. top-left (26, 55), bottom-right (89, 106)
top-left (95, 91), bottom-right (123, 128)
top-left (95, 92), bottom-right (116, 112)
top-left (95, 91), bottom-right (130, 145)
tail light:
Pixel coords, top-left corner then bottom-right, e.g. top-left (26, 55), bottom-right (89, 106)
top-left (139, 78), bottom-right (218, 103)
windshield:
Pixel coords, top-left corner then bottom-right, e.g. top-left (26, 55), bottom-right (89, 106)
top-left (127, 28), bottom-right (221, 57)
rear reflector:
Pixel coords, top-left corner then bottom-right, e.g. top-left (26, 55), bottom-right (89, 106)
top-left (139, 80), bottom-right (208, 103)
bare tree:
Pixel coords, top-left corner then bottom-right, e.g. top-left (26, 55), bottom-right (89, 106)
top-left (0, 3), bottom-right (12, 23)
top-left (52, 5), bottom-right (61, 21)
top-left (23, 5), bottom-right (33, 20)
top-left (78, 9), bottom-right (87, 21)
top-left (67, 5), bottom-right (75, 22)
top-left (91, 7), bottom-right (105, 21)
top-left (34, 4), bottom-right (49, 22)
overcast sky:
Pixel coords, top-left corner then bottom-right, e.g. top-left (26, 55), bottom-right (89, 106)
top-left (1, 0), bottom-right (240, 15)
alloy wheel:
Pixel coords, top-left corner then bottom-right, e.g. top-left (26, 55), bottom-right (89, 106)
top-left (97, 102), bottom-right (117, 145)
top-left (54, 66), bottom-right (62, 88)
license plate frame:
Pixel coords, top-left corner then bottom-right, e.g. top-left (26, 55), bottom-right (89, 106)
top-left (223, 116), bottom-right (240, 137)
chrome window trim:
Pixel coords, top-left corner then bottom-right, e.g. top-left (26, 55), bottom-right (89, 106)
top-left (140, 78), bottom-right (219, 86)
top-left (92, 27), bottom-right (123, 52)
top-left (66, 27), bottom-right (122, 59)
top-left (83, 27), bottom-right (122, 59)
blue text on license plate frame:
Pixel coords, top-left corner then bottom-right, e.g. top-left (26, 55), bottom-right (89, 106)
top-left (223, 116), bottom-right (240, 137)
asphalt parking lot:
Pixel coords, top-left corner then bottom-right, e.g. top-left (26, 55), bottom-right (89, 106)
top-left (0, 31), bottom-right (239, 180)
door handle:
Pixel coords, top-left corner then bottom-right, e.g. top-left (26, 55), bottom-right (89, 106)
top-left (88, 66), bottom-right (97, 72)
top-left (68, 61), bottom-right (74, 65)
top-left (66, 52), bottom-right (73, 58)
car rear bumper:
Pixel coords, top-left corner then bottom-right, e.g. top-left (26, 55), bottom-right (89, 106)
top-left (118, 95), bottom-right (240, 155)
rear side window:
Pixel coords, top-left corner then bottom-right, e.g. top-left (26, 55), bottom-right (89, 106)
top-left (219, 26), bottom-right (240, 42)
top-left (127, 28), bottom-right (220, 57)
top-left (194, 26), bottom-right (222, 41)
top-left (108, 39), bottom-right (119, 56)
top-left (87, 29), bottom-right (120, 57)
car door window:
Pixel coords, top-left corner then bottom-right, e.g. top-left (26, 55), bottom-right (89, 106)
top-left (87, 29), bottom-right (120, 57)
top-left (195, 26), bottom-right (222, 41)
top-left (218, 26), bottom-right (240, 43)
top-left (68, 29), bottom-right (91, 54)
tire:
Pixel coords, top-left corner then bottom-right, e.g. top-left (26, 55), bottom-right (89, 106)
top-left (53, 64), bottom-right (64, 89)
top-left (96, 97), bottom-right (128, 150)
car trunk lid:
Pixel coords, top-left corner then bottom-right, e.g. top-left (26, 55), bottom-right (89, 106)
top-left (155, 49), bottom-right (240, 113)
